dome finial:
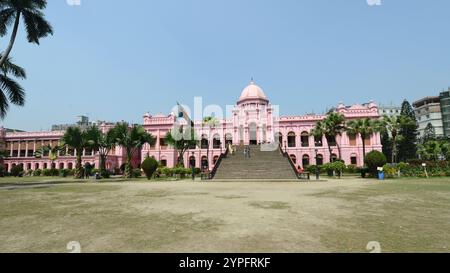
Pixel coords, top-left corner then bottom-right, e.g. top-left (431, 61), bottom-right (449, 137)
top-left (250, 77), bottom-right (254, 84)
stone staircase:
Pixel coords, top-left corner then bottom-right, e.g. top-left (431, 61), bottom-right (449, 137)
top-left (213, 145), bottom-right (298, 180)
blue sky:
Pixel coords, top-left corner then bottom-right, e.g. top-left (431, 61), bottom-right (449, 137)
top-left (1, 0), bottom-right (450, 131)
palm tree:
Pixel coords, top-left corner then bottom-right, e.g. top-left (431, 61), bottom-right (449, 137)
top-left (312, 113), bottom-right (345, 162)
top-left (380, 115), bottom-right (415, 163)
top-left (114, 123), bottom-right (155, 178)
top-left (61, 127), bottom-right (90, 179)
top-left (324, 112), bottom-right (346, 160)
top-left (85, 125), bottom-right (117, 177)
top-left (0, 0), bottom-right (53, 67)
top-left (165, 126), bottom-right (198, 167)
top-left (346, 118), bottom-right (380, 164)
top-left (0, 55), bottom-right (26, 119)
top-left (34, 144), bottom-right (62, 170)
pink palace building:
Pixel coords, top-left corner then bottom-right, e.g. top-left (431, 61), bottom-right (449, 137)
top-left (1, 81), bottom-right (382, 173)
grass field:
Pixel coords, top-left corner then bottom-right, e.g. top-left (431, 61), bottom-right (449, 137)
top-left (0, 177), bottom-right (449, 253)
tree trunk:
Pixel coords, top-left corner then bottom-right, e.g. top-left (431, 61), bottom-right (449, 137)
top-left (361, 135), bottom-right (367, 165)
top-left (0, 12), bottom-right (21, 68)
top-left (99, 154), bottom-right (107, 177)
top-left (75, 151), bottom-right (84, 179)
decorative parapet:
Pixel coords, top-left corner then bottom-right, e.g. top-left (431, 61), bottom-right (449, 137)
top-left (143, 113), bottom-right (176, 126)
top-left (5, 131), bottom-right (64, 140)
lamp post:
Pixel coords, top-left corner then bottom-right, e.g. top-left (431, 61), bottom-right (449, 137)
top-left (315, 148), bottom-right (320, 180)
top-left (284, 140), bottom-right (287, 154)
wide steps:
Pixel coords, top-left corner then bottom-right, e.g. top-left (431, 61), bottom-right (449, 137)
top-left (213, 146), bottom-right (297, 180)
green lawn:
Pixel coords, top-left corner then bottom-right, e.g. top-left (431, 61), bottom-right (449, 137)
top-left (0, 177), bottom-right (449, 253)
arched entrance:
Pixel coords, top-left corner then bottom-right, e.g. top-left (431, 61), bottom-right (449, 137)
top-left (189, 156), bottom-right (196, 168)
top-left (249, 123), bottom-right (257, 145)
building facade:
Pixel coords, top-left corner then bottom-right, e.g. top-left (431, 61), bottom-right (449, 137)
top-left (378, 104), bottom-right (402, 119)
top-left (141, 81), bottom-right (382, 169)
top-left (1, 81), bottom-right (383, 173)
top-left (413, 96), bottom-right (445, 139)
top-left (440, 89), bottom-right (450, 138)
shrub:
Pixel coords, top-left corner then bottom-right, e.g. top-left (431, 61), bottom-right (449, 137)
top-left (142, 157), bottom-right (159, 180)
top-left (383, 164), bottom-right (397, 178)
top-left (346, 164), bottom-right (357, 174)
top-left (11, 165), bottom-right (24, 177)
top-left (365, 151), bottom-right (387, 177)
top-left (26, 169), bottom-right (33, 176)
top-left (33, 169), bottom-right (42, 176)
top-left (60, 169), bottom-right (71, 178)
top-left (160, 167), bottom-right (174, 177)
top-left (132, 168), bottom-right (142, 178)
top-left (43, 169), bottom-right (53, 176)
top-left (0, 165), bottom-right (5, 177)
top-left (332, 161), bottom-right (346, 176)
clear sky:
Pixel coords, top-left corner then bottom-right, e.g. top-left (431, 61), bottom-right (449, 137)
top-left (1, 0), bottom-right (450, 131)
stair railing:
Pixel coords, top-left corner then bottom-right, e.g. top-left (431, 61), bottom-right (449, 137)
top-left (209, 148), bottom-right (230, 179)
top-left (278, 144), bottom-right (303, 180)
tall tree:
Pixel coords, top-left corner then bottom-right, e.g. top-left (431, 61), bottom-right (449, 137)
top-left (85, 125), bottom-right (117, 178)
top-left (381, 130), bottom-right (393, 163)
top-left (422, 123), bottom-right (436, 143)
top-left (311, 113), bottom-right (345, 162)
top-left (398, 100), bottom-right (419, 161)
top-left (114, 123), bottom-right (155, 178)
top-left (380, 115), bottom-right (415, 163)
top-left (0, 55), bottom-right (25, 119)
top-left (165, 126), bottom-right (199, 167)
top-left (61, 127), bottom-right (90, 179)
top-left (0, 0), bottom-right (53, 67)
top-left (346, 118), bottom-right (380, 164)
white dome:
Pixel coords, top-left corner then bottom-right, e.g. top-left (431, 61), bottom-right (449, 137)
top-left (238, 80), bottom-right (268, 102)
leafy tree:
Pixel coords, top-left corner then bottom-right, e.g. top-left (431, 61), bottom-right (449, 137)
top-left (365, 150), bottom-right (387, 177)
top-left (114, 123), bottom-right (155, 178)
top-left (422, 123), bottom-right (436, 143)
top-left (165, 126), bottom-right (199, 167)
top-left (142, 156), bottom-right (159, 180)
top-left (85, 125), bottom-right (117, 178)
top-left (10, 163), bottom-right (23, 177)
top-left (0, 55), bottom-right (26, 119)
top-left (398, 100), bottom-right (419, 161)
top-left (0, 0), bottom-right (53, 68)
top-left (346, 118), bottom-right (380, 164)
top-left (61, 127), bottom-right (90, 179)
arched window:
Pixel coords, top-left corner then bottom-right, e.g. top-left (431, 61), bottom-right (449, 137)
top-left (43, 163), bottom-right (48, 169)
top-left (331, 154), bottom-right (338, 162)
top-left (201, 135), bottom-right (209, 149)
top-left (316, 154), bottom-right (324, 166)
top-left (201, 156), bottom-right (208, 170)
top-left (189, 156), bottom-right (196, 168)
top-left (288, 132), bottom-right (296, 147)
top-left (27, 163), bottom-right (32, 170)
top-left (34, 163), bottom-right (39, 170)
top-left (364, 135), bottom-right (372, 146)
top-left (350, 154), bottom-right (358, 165)
top-left (302, 155), bottom-right (310, 167)
top-left (327, 136), bottom-right (337, 147)
top-left (4, 164), bottom-right (8, 172)
top-left (290, 154), bottom-right (297, 164)
top-left (314, 135), bottom-right (323, 147)
top-left (213, 134), bottom-right (221, 149)
top-left (213, 156), bottom-right (219, 165)
top-left (59, 163), bottom-right (64, 169)
top-left (68, 163), bottom-right (73, 170)
top-left (301, 132), bottom-right (309, 147)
